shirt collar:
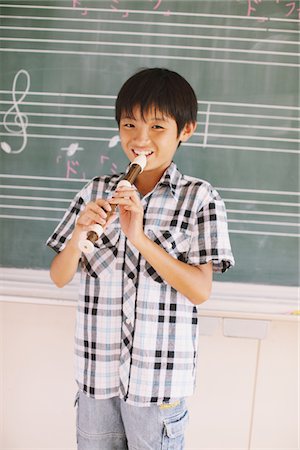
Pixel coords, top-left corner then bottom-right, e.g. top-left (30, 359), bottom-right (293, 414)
top-left (158, 162), bottom-right (182, 201)
top-left (104, 161), bottom-right (183, 200)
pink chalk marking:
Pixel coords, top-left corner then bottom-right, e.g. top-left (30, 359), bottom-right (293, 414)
top-left (153, 0), bottom-right (162, 10)
top-left (66, 160), bottom-right (79, 178)
top-left (111, 163), bottom-right (118, 174)
top-left (285, 1), bottom-right (296, 16)
top-left (100, 155), bottom-right (110, 165)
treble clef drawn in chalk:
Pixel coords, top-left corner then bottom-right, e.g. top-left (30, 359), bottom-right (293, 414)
top-left (0, 69), bottom-right (30, 154)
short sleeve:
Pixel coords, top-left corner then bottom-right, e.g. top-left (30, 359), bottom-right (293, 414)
top-left (46, 191), bottom-right (86, 254)
top-left (188, 191), bottom-right (235, 273)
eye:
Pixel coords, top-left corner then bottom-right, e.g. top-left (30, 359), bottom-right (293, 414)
top-left (123, 123), bottom-right (135, 128)
top-left (152, 125), bottom-right (164, 130)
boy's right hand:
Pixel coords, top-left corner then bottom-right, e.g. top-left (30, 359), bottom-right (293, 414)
top-left (75, 199), bottom-right (115, 232)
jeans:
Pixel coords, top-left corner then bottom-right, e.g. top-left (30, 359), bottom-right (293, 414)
top-left (75, 390), bottom-right (189, 449)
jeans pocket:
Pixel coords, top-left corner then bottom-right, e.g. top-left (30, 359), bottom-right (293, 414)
top-left (162, 407), bottom-right (189, 449)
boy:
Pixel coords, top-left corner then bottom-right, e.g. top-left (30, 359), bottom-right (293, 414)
top-left (47, 68), bottom-right (234, 449)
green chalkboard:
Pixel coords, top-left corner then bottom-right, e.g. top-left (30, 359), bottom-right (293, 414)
top-left (0, 0), bottom-right (299, 286)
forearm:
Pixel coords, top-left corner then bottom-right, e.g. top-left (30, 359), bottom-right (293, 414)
top-left (136, 235), bottom-right (212, 305)
top-left (50, 228), bottom-right (82, 288)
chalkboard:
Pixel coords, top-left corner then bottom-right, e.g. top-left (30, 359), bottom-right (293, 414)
top-left (0, 0), bottom-right (299, 286)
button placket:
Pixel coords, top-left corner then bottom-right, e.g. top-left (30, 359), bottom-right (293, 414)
top-left (119, 238), bottom-right (140, 397)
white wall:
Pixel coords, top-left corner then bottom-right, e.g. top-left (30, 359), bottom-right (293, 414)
top-left (0, 299), bottom-right (298, 450)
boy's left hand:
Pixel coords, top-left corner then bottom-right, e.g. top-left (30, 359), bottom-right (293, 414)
top-left (109, 186), bottom-right (145, 245)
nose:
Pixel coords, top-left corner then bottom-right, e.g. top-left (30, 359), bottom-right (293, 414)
top-left (132, 125), bottom-right (150, 146)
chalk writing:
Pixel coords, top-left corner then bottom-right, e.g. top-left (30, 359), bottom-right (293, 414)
top-left (0, 69), bottom-right (30, 155)
top-left (100, 153), bottom-right (119, 175)
top-left (57, 142), bottom-right (85, 179)
top-left (110, 0), bottom-right (170, 18)
top-left (72, 0), bottom-right (88, 16)
top-left (111, 162), bottom-right (118, 174)
top-left (66, 159), bottom-right (79, 178)
top-left (247, 0), bottom-right (300, 18)
top-left (100, 155), bottom-right (109, 165)
top-left (285, 1), bottom-right (300, 18)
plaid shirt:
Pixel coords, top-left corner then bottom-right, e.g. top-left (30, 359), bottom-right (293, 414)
top-left (47, 162), bottom-right (234, 407)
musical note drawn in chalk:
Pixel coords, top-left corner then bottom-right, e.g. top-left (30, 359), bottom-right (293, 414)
top-left (109, 135), bottom-right (120, 148)
top-left (60, 142), bottom-right (84, 156)
top-left (0, 69), bottom-right (30, 154)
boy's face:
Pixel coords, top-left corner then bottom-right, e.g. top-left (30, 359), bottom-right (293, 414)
top-left (119, 105), bottom-right (196, 175)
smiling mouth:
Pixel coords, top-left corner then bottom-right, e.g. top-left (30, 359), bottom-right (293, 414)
top-left (132, 149), bottom-right (154, 158)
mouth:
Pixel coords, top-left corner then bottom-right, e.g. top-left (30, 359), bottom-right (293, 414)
top-left (132, 149), bottom-right (154, 158)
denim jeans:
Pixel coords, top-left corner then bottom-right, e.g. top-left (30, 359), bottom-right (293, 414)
top-left (75, 390), bottom-right (189, 449)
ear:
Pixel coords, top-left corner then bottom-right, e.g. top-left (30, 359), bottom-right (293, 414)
top-left (178, 122), bottom-right (197, 142)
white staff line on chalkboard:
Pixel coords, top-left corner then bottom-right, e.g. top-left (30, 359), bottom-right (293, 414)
top-left (0, 185), bottom-right (78, 193)
top-left (208, 123), bottom-right (300, 133)
top-left (218, 187), bottom-right (299, 196)
top-left (1, 92), bottom-right (299, 112)
top-left (271, 28), bottom-right (300, 34)
top-left (0, 107), bottom-right (298, 125)
top-left (208, 113), bottom-right (300, 122)
top-left (0, 131), bottom-right (296, 154)
top-left (5, 121), bottom-right (297, 144)
top-left (1, 180), bottom-right (298, 197)
top-left (0, 213), bottom-right (298, 237)
top-left (0, 111), bottom-right (113, 121)
top-left (227, 210), bottom-right (300, 218)
top-left (0, 100), bottom-right (114, 110)
top-left (4, 4), bottom-right (300, 24)
top-left (229, 230), bottom-right (299, 237)
top-left (2, 5), bottom-right (299, 29)
top-left (0, 204), bottom-right (296, 225)
top-left (0, 204), bottom-right (65, 212)
top-left (0, 174), bottom-right (87, 183)
top-left (228, 219), bottom-right (299, 227)
top-left (1, 111), bottom-right (298, 132)
top-left (2, 15), bottom-right (299, 36)
top-left (0, 22), bottom-right (272, 36)
top-left (0, 4), bottom-right (270, 22)
top-left (185, 142), bottom-right (299, 154)
top-left (0, 214), bottom-right (59, 222)
top-left (1, 20), bottom-right (299, 46)
top-left (1, 109), bottom-right (297, 125)
top-left (0, 195), bottom-right (70, 203)
top-left (204, 101), bottom-right (300, 110)
top-left (0, 122), bottom-right (118, 133)
top-left (1, 194), bottom-right (298, 208)
top-left (201, 133), bottom-right (300, 143)
top-left (224, 199), bottom-right (300, 207)
top-left (1, 48), bottom-right (298, 68)
top-left (2, 36), bottom-right (299, 58)
top-left (2, 175), bottom-right (298, 196)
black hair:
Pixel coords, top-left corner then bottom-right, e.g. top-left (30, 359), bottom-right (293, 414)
top-left (115, 68), bottom-right (198, 136)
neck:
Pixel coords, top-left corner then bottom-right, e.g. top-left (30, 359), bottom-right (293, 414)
top-left (134, 165), bottom-right (170, 196)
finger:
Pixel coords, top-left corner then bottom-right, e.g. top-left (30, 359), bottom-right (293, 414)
top-left (78, 209), bottom-right (106, 226)
top-left (113, 189), bottom-right (140, 204)
top-left (95, 199), bottom-right (112, 213)
top-left (85, 201), bottom-right (113, 222)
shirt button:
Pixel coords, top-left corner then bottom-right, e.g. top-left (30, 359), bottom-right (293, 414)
top-left (128, 272), bottom-right (135, 279)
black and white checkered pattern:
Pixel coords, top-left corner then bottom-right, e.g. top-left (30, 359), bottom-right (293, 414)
top-left (47, 162), bottom-right (234, 406)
